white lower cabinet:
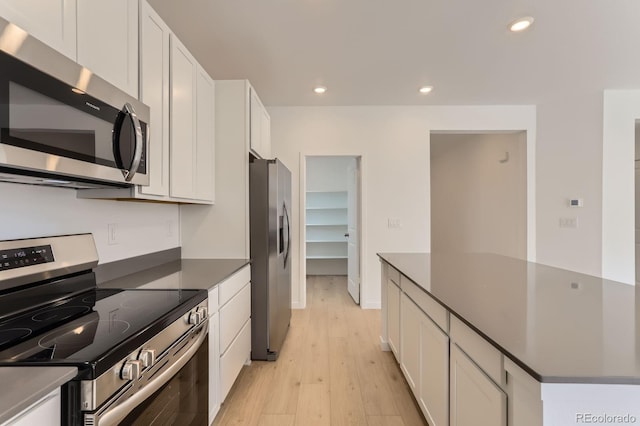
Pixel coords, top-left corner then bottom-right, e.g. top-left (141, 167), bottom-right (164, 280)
top-left (400, 293), bottom-right (420, 392)
top-left (450, 343), bottom-right (506, 426)
top-left (208, 264), bottom-right (252, 423)
top-left (387, 276), bottom-right (401, 358)
top-left (418, 308), bottom-right (449, 426)
top-left (400, 292), bottom-right (449, 426)
top-left (3, 388), bottom-right (60, 426)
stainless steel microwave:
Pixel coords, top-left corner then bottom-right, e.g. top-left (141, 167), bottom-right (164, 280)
top-left (0, 17), bottom-right (149, 189)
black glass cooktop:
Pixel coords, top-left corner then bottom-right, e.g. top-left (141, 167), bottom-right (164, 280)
top-left (0, 287), bottom-right (206, 378)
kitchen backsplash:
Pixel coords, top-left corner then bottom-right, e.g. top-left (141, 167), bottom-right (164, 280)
top-left (0, 182), bottom-right (180, 263)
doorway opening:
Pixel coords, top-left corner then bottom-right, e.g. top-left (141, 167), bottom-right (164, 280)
top-left (430, 132), bottom-right (528, 259)
top-left (304, 156), bottom-right (362, 305)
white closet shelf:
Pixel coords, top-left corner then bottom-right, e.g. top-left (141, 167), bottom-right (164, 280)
top-left (306, 223), bottom-right (348, 227)
top-left (306, 255), bottom-right (348, 259)
top-left (306, 239), bottom-right (347, 243)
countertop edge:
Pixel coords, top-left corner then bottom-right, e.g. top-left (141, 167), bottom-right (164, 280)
top-left (377, 254), bottom-right (640, 386)
top-left (0, 366), bottom-right (77, 424)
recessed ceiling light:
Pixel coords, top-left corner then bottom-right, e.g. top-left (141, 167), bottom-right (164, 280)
top-left (509, 16), bottom-right (534, 32)
top-left (419, 86), bottom-right (433, 94)
top-left (314, 86), bottom-right (327, 94)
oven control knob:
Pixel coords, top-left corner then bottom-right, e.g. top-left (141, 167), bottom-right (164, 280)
top-left (120, 359), bottom-right (142, 381)
top-left (188, 310), bottom-right (203, 325)
top-left (138, 349), bottom-right (156, 368)
top-left (197, 307), bottom-right (208, 319)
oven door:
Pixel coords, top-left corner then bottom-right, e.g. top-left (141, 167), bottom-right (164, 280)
top-left (84, 323), bottom-right (208, 426)
top-left (0, 44), bottom-right (148, 186)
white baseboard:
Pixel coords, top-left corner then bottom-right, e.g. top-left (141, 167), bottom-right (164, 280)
top-left (292, 301), bottom-right (305, 309)
top-left (361, 301), bottom-right (381, 309)
top-left (380, 335), bottom-right (390, 351)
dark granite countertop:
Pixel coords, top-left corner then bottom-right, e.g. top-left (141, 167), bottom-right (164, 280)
top-left (378, 253), bottom-right (640, 385)
top-left (98, 258), bottom-right (251, 290)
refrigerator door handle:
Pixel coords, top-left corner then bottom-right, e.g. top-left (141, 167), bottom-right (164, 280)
top-left (283, 202), bottom-right (291, 268)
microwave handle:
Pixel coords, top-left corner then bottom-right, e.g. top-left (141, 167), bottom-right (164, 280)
top-left (121, 103), bottom-right (144, 182)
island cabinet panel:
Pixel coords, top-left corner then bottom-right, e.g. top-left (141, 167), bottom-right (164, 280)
top-left (400, 293), bottom-right (421, 393)
top-left (387, 274), bottom-right (401, 359)
top-left (504, 358), bottom-right (543, 426)
top-left (419, 311), bottom-right (449, 426)
top-left (450, 315), bottom-right (504, 387)
top-left (450, 343), bottom-right (507, 426)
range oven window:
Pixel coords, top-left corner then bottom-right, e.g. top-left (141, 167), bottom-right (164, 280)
top-left (120, 336), bottom-right (209, 426)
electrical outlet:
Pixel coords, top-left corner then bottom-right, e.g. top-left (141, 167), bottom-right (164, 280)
top-left (559, 217), bottom-right (578, 228)
top-left (165, 220), bottom-right (173, 237)
top-left (388, 218), bottom-right (402, 229)
top-left (107, 223), bottom-right (119, 245)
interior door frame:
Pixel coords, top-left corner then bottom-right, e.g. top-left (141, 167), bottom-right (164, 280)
top-left (299, 153), bottom-right (365, 309)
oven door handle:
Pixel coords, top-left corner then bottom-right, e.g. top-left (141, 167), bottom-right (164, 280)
top-left (92, 321), bottom-right (208, 426)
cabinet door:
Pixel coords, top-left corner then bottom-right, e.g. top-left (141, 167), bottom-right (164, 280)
top-left (400, 293), bottom-right (420, 395)
top-left (139, 1), bottom-right (170, 197)
top-left (77, 0), bottom-right (139, 97)
top-left (260, 106), bottom-right (271, 158)
top-left (195, 67), bottom-right (215, 202)
top-left (169, 35), bottom-right (197, 199)
top-left (387, 278), bottom-right (401, 359)
top-left (0, 0), bottom-right (76, 60)
top-left (249, 88), bottom-right (263, 157)
top-left (450, 344), bottom-right (506, 426)
top-left (420, 313), bottom-right (449, 426)
top-left (6, 388), bottom-right (60, 426)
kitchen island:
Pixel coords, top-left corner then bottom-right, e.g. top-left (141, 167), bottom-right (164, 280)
top-left (379, 253), bottom-right (640, 426)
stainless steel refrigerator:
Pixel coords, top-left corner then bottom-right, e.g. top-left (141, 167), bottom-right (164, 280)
top-left (249, 158), bottom-right (292, 360)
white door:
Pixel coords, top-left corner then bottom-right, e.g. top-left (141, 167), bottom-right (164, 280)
top-left (347, 158), bottom-right (360, 304)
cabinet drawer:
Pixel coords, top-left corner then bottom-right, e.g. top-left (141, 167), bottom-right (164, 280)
top-left (450, 316), bottom-right (504, 387)
top-left (218, 265), bottom-right (251, 307)
top-left (388, 266), bottom-right (401, 285)
top-left (219, 282), bottom-right (251, 353)
top-left (208, 286), bottom-right (219, 314)
top-left (401, 275), bottom-right (449, 333)
top-left (219, 318), bottom-right (251, 402)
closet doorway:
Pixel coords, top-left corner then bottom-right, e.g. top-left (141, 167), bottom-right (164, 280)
top-left (304, 156), bottom-right (361, 304)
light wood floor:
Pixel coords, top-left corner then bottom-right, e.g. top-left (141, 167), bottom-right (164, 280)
top-left (212, 275), bottom-right (427, 426)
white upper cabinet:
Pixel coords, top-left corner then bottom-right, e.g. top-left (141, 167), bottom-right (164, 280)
top-left (195, 68), bottom-right (215, 202)
top-left (249, 87), bottom-right (271, 159)
top-left (0, 0), bottom-right (76, 60)
top-left (139, 0), bottom-right (170, 198)
top-left (77, 0), bottom-right (139, 97)
top-left (78, 1), bottom-right (214, 204)
top-left (170, 35), bottom-right (197, 200)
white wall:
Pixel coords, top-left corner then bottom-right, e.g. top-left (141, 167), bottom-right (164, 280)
top-left (306, 156), bottom-right (351, 192)
top-left (602, 90), bottom-right (640, 284)
top-left (431, 132), bottom-right (527, 259)
top-left (269, 105), bottom-right (536, 309)
top-left (0, 182), bottom-right (180, 264)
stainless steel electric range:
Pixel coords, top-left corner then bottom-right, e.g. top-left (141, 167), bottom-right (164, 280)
top-left (0, 234), bottom-right (209, 426)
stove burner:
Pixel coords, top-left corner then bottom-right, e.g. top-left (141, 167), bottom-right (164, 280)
top-left (32, 306), bottom-right (91, 323)
top-left (0, 328), bottom-right (32, 347)
top-left (38, 319), bottom-right (131, 349)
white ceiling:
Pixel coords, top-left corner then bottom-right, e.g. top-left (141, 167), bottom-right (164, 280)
top-left (148, 0), bottom-right (640, 106)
